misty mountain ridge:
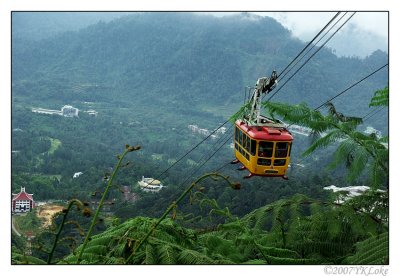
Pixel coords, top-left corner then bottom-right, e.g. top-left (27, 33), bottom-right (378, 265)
top-left (12, 12), bottom-right (388, 132)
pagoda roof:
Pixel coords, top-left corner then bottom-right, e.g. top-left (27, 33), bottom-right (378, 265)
top-left (12, 187), bottom-right (33, 201)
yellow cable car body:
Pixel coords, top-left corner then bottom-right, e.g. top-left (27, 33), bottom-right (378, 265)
top-left (234, 120), bottom-right (293, 178)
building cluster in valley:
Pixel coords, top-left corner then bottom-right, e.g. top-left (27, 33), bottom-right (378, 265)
top-left (32, 105), bottom-right (98, 117)
top-left (188, 124), bottom-right (227, 140)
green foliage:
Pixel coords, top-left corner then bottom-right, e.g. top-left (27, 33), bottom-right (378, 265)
top-left (369, 86), bottom-right (388, 107)
top-left (344, 232), bottom-right (388, 264)
top-left (13, 211), bottom-right (42, 235)
top-left (11, 13), bottom-right (389, 266)
top-left (60, 191), bottom-right (387, 265)
top-left (12, 252), bottom-right (48, 265)
top-left (263, 100), bottom-right (388, 187)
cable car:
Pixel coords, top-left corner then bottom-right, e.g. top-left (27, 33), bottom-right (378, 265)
top-left (232, 71), bottom-right (293, 179)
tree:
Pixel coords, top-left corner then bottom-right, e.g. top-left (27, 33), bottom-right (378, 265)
top-left (263, 88), bottom-right (388, 189)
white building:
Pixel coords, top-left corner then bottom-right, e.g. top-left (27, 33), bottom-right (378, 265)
top-left (215, 127), bottom-right (227, 134)
top-left (364, 126), bottom-right (382, 139)
top-left (323, 185), bottom-right (385, 203)
top-left (198, 128), bottom-right (210, 136)
top-left (32, 105), bottom-right (79, 117)
top-left (138, 176), bottom-right (163, 192)
top-left (85, 109), bottom-right (98, 117)
top-left (188, 125), bottom-right (199, 132)
top-left (73, 172), bottom-right (83, 178)
top-left (32, 108), bottom-right (62, 116)
top-left (61, 105), bottom-right (79, 117)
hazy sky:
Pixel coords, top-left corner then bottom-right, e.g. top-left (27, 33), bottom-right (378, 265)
top-left (206, 11), bottom-right (388, 57)
top-left (263, 12), bottom-right (388, 40)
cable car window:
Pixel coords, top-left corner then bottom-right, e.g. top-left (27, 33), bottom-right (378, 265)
top-left (275, 142), bottom-right (289, 158)
top-left (257, 158), bottom-right (271, 166)
top-left (239, 130), bottom-right (243, 146)
top-left (274, 159), bottom-right (286, 166)
top-left (235, 127), bottom-right (239, 142)
top-left (245, 135), bottom-right (250, 153)
top-left (288, 143), bottom-right (292, 157)
top-left (258, 141), bottom-right (273, 157)
top-left (250, 139), bottom-right (256, 156)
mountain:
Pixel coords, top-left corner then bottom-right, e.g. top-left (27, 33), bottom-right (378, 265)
top-left (12, 12), bottom-right (388, 129)
top-left (11, 12), bottom-right (389, 203)
top-left (10, 13), bottom-right (389, 265)
top-left (12, 12), bottom-right (129, 41)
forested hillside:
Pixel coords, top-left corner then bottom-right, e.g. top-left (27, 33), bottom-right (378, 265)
top-left (11, 12), bottom-right (389, 265)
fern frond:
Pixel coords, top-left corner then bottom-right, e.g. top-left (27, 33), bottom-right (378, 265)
top-left (263, 254), bottom-right (319, 265)
top-left (369, 87), bottom-right (388, 107)
top-left (256, 243), bottom-right (300, 259)
top-left (327, 139), bottom-right (357, 169)
top-left (344, 232), bottom-right (388, 264)
top-left (12, 253), bottom-right (47, 264)
top-left (242, 259), bottom-right (268, 264)
top-left (143, 244), bottom-right (157, 264)
top-left (178, 249), bottom-right (216, 264)
top-left (229, 102), bottom-right (251, 123)
top-left (157, 244), bottom-right (176, 264)
top-left (347, 147), bottom-right (370, 181)
top-left (302, 130), bottom-right (346, 157)
top-left (82, 244), bottom-right (108, 255)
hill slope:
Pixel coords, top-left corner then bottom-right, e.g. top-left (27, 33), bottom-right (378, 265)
top-left (12, 12), bottom-right (388, 125)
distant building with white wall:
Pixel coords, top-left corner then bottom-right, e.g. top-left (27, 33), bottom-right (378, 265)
top-left (84, 109), bottom-right (98, 117)
top-left (61, 105), bottom-right (79, 117)
top-left (32, 105), bottom-right (79, 117)
top-left (188, 125), bottom-right (199, 132)
top-left (364, 126), bottom-right (382, 139)
top-left (215, 127), bottom-right (227, 134)
top-left (138, 176), bottom-right (163, 192)
top-left (32, 108), bottom-right (62, 116)
top-left (73, 172), bottom-right (83, 178)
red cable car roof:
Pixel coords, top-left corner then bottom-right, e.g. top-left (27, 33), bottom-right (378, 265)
top-left (235, 120), bottom-right (293, 141)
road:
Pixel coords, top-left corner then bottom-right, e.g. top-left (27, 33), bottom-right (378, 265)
top-left (11, 215), bottom-right (22, 237)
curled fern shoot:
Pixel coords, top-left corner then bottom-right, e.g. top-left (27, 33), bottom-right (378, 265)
top-left (47, 199), bottom-right (84, 264)
top-left (76, 144), bottom-right (140, 264)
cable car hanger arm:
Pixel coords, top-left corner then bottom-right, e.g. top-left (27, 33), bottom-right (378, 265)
top-left (246, 70), bottom-right (279, 126)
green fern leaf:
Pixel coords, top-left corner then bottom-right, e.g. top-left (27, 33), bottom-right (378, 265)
top-left (158, 244), bottom-right (176, 264)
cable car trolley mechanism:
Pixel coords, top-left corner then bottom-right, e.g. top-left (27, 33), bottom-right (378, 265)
top-left (232, 70), bottom-right (293, 179)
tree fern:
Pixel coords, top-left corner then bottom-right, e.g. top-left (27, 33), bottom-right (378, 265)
top-left (369, 86), bottom-right (388, 107)
top-left (178, 249), bottom-right (216, 264)
top-left (242, 259), bottom-right (268, 264)
top-left (12, 253), bottom-right (48, 264)
top-left (344, 232), bottom-right (388, 264)
top-left (263, 100), bottom-right (388, 187)
top-left (143, 244), bottom-right (158, 264)
top-left (157, 244), bottom-right (176, 264)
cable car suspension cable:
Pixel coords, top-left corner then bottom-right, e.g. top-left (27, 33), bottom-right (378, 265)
top-left (314, 63), bottom-right (388, 110)
top-left (278, 11), bottom-right (342, 79)
top-left (278, 12), bottom-right (348, 82)
top-left (266, 12), bottom-right (357, 103)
